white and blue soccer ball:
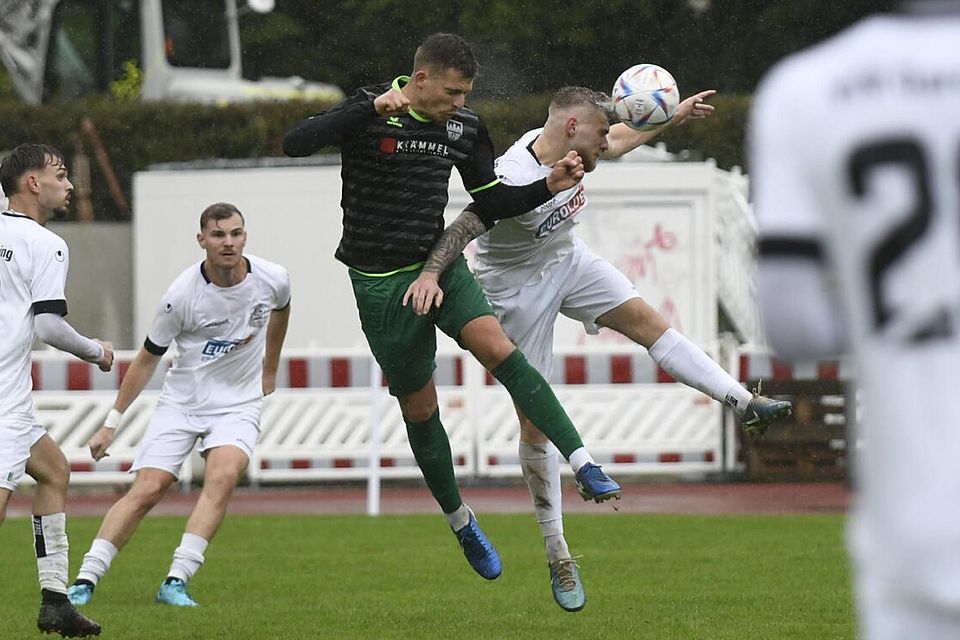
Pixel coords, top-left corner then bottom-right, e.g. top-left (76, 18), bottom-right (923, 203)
top-left (611, 64), bottom-right (680, 130)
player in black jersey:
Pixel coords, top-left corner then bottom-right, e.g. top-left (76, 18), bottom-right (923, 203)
top-left (284, 33), bottom-right (620, 583)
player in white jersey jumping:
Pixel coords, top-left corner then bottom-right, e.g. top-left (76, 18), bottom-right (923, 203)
top-left (404, 86), bottom-right (793, 611)
top-left (751, 3), bottom-right (960, 638)
top-left (66, 202), bottom-right (291, 608)
top-left (0, 143), bottom-right (114, 637)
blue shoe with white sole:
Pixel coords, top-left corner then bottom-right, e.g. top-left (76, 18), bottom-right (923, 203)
top-left (156, 578), bottom-right (197, 607)
top-left (549, 557), bottom-right (586, 612)
top-left (575, 463), bottom-right (622, 503)
top-left (453, 508), bottom-right (502, 580)
top-left (67, 581), bottom-right (95, 606)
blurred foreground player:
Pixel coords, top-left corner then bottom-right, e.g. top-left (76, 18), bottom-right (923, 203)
top-left (751, 2), bottom-right (960, 638)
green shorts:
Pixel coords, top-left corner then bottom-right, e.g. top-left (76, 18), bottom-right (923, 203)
top-left (349, 256), bottom-right (496, 397)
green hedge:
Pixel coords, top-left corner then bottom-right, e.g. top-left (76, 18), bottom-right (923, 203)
top-left (0, 94), bottom-right (750, 220)
top-left (0, 98), bottom-right (331, 220)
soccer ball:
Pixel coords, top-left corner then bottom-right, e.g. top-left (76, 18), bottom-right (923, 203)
top-left (611, 64), bottom-right (679, 130)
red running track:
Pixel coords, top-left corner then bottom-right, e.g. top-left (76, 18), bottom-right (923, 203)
top-left (6, 482), bottom-right (850, 518)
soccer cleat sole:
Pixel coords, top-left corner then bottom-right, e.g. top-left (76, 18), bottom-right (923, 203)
top-left (38, 624), bottom-right (101, 638)
top-left (37, 604), bottom-right (102, 637)
top-left (39, 629), bottom-right (101, 638)
top-left (743, 405), bottom-right (793, 436)
top-left (747, 404), bottom-right (792, 425)
top-left (577, 487), bottom-right (622, 503)
top-left (554, 594), bottom-right (586, 613)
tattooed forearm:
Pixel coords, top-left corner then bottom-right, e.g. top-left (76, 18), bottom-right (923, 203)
top-left (422, 209), bottom-right (488, 275)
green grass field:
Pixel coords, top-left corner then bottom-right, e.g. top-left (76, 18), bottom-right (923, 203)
top-left (1, 513), bottom-right (853, 639)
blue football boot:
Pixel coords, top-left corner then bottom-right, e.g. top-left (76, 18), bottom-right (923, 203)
top-left (452, 507), bottom-right (502, 580)
top-left (67, 581), bottom-right (95, 606)
top-left (549, 557), bottom-right (585, 612)
top-left (575, 463), bottom-right (622, 503)
top-left (156, 578), bottom-right (198, 607)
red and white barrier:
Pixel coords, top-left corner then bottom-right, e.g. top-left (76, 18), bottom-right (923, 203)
top-left (29, 348), bottom-right (849, 486)
top-left (28, 351), bottom-right (698, 391)
top-left (736, 351), bottom-right (854, 383)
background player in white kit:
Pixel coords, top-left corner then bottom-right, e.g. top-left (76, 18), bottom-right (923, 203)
top-left (751, 3), bottom-right (960, 638)
top-left (0, 143), bottom-right (113, 637)
top-left (66, 202), bottom-right (291, 607)
top-left (404, 86), bottom-right (793, 611)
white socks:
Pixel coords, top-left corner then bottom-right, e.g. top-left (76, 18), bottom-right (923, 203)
top-left (567, 448), bottom-right (594, 474)
top-left (444, 504), bottom-right (471, 532)
top-left (649, 328), bottom-right (753, 413)
top-left (519, 442), bottom-right (570, 562)
top-left (167, 532), bottom-right (209, 583)
top-left (76, 538), bottom-right (119, 586)
top-left (33, 513), bottom-right (69, 593)
top-left (76, 532), bottom-right (209, 587)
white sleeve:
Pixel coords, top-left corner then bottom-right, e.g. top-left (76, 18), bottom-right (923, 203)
top-left (34, 313), bottom-right (103, 362)
top-left (749, 60), bottom-right (825, 244)
top-left (494, 155), bottom-right (525, 187)
top-left (275, 267), bottom-right (291, 309)
top-left (145, 285), bottom-right (184, 353)
top-left (750, 60), bottom-right (847, 360)
top-left (29, 233), bottom-right (69, 311)
top-left (758, 261), bottom-right (847, 361)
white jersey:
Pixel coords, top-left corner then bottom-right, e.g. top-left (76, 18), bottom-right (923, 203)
top-left (0, 211), bottom-right (69, 421)
top-left (474, 128), bottom-right (587, 294)
top-left (751, 8), bottom-right (960, 608)
top-left (146, 254), bottom-right (290, 414)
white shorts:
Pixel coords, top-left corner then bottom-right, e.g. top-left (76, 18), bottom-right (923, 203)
top-left (482, 238), bottom-right (637, 378)
top-left (131, 404), bottom-right (261, 478)
top-left (0, 418), bottom-right (47, 491)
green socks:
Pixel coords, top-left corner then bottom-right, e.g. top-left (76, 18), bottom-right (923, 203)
top-left (491, 349), bottom-right (584, 458)
top-left (404, 350), bottom-right (584, 512)
top-left (405, 409), bottom-right (462, 514)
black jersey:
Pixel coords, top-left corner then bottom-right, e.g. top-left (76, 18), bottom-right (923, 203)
top-left (283, 77), bottom-right (553, 273)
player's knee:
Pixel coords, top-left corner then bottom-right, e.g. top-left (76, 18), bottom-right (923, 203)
top-left (402, 404), bottom-right (437, 423)
top-left (519, 420), bottom-right (549, 444)
top-left (206, 466), bottom-right (243, 492)
top-left (130, 476), bottom-right (172, 507)
top-left (39, 457), bottom-right (71, 494)
top-left (398, 382), bottom-right (439, 422)
top-left (472, 335), bottom-right (515, 371)
top-left (461, 318), bottom-right (514, 367)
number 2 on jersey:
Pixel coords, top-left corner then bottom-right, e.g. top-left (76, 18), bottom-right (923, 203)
top-left (848, 137), bottom-right (954, 342)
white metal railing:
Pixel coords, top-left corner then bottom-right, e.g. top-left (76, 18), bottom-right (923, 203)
top-left (25, 348), bottom-right (726, 486)
top-left (713, 165), bottom-right (762, 344)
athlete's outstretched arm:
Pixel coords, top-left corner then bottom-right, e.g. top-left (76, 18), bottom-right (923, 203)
top-left (602, 89), bottom-right (716, 159)
top-left (284, 85), bottom-right (417, 156)
top-left (34, 313), bottom-right (113, 371)
top-left (402, 207), bottom-right (488, 315)
top-left (86, 345), bottom-right (163, 461)
top-left (460, 119), bottom-right (584, 224)
top-left (282, 89), bottom-right (379, 156)
top-left (263, 303), bottom-right (291, 396)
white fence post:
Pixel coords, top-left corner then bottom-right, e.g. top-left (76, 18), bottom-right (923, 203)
top-left (366, 356), bottom-right (383, 516)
